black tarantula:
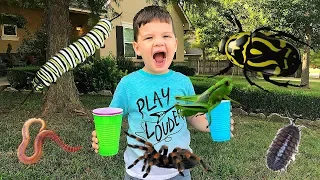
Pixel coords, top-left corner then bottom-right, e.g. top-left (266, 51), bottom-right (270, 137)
top-left (124, 131), bottom-right (211, 178)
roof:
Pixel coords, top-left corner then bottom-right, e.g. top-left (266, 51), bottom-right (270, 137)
top-left (172, 3), bottom-right (191, 31)
top-left (69, 7), bottom-right (91, 14)
top-left (69, 1), bottom-right (91, 14)
top-left (185, 48), bottom-right (203, 55)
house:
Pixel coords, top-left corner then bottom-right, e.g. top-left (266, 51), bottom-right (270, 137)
top-left (0, 0), bottom-right (191, 66)
top-left (0, 2), bottom-right (93, 65)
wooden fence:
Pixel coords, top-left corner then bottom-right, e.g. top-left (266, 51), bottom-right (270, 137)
top-left (184, 59), bottom-right (299, 77)
top-left (186, 59), bottom-right (244, 76)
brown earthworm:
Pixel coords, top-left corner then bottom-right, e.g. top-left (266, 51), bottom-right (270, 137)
top-left (17, 118), bottom-right (82, 164)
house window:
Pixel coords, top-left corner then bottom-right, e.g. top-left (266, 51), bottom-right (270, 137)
top-left (4, 24), bottom-right (17, 35)
top-left (1, 24), bottom-right (19, 41)
top-left (123, 27), bottom-right (135, 58)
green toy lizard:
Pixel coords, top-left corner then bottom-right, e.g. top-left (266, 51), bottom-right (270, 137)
top-left (175, 77), bottom-right (239, 128)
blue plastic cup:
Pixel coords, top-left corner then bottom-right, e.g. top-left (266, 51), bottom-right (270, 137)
top-left (207, 100), bottom-right (231, 142)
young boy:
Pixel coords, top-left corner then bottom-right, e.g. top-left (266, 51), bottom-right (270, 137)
top-left (92, 5), bottom-right (233, 180)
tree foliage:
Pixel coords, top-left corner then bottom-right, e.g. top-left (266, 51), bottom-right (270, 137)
top-left (262, 0), bottom-right (320, 49)
top-left (263, 0), bottom-right (320, 87)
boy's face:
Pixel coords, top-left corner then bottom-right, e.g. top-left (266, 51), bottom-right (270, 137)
top-left (133, 19), bottom-right (177, 74)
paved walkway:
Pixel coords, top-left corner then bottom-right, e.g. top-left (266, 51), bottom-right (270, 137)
top-left (0, 76), bottom-right (9, 86)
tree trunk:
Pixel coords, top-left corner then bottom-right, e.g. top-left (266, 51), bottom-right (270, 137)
top-left (295, 64), bottom-right (302, 78)
top-left (300, 26), bottom-right (311, 88)
top-left (42, 0), bottom-right (85, 116)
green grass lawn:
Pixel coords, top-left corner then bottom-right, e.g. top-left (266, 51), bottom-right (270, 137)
top-left (1, 92), bottom-right (320, 179)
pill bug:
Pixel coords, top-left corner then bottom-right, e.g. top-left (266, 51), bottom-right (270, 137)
top-left (266, 119), bottom-right (303, 171)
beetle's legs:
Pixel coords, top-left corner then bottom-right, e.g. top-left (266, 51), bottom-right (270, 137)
top-left (226, 9), bottom-right (243, 32)
top-left (208, 61), bottom-right (233, 78)
top-left (253, 27), bottom-right (295, 40)
top-left (252, 27), bottom-right (314, 50)
top-left (262, 75), bottom-right (307, 88)
top-left (230, 10), bottom-right (243, 32)
top-left (243, 66), bottom-right (269, 92)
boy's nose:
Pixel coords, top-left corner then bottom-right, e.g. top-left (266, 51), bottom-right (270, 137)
top-left (153, 37), bottom-right (165, 47)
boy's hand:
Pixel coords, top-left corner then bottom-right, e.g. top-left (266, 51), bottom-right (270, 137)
top-left (91, 130), bottom-right (99, 153)
top-left (231, 112), bottom-right (234, 138)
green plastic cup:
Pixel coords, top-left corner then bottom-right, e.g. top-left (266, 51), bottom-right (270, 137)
top-left (92, 107), bottom-right (123, 156)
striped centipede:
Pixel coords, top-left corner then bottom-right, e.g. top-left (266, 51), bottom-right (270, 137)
top-left (266, 119), bottom-right (303, 171)
top-left (17, 118), bottom-right (82, 164)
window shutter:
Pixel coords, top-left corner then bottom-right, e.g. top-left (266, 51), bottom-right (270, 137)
top-left (116, 26), bottom-right (124, 57)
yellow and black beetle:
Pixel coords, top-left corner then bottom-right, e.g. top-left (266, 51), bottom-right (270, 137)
top-left (214, 10), bottom-right (314, 91)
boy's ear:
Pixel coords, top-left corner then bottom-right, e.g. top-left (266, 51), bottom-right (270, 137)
top-left (133, 42), bottom-right (141, 56)
top-left (175, 38), bottom-right (178, 52)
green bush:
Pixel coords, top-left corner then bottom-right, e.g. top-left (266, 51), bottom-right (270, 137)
top-left (74, 56), bottom-right (126, 93)
top-left (116, 56), bottom-right (138, 73)
top-left (230, 88), bottom-right (320, 120)
top-left (16, 24), bottom-right (47, 66)
top-left (6, 66), bottom-right (40, 90)
top-left (170, 65), bottom-right (196, 76)
top-left (191, 78), bottom-right (320, 120)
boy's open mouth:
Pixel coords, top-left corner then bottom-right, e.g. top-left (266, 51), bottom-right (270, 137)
top-left (153, 52), bottom-right (167, 64)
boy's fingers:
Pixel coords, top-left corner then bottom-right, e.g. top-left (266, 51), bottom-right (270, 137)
top-left (91, 130), bottom-right (99, 152)
top-left (92, 142), bottom-right (99, 150)
top-left (231, 132), bottom-right (234, 138)
top-left (230, 118), bottom-right (234, 135)
top-left (92, 137), bottom-right (98, 143)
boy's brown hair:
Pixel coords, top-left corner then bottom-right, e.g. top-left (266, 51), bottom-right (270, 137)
top-left (133, 5), bottom-right (175, 41)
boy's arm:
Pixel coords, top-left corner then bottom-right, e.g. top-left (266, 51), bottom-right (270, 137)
top-left (187, 113), bottom-right (234, 136)
top-left (183, 77), bottom-right (236, 134)
top-left (186, 114), bottom-right (210, 132)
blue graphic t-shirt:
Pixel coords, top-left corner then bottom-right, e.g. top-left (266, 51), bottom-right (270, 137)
top-left (109, 69), bottom-right (195, 179)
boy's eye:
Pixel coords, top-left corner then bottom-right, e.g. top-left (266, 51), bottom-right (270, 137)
top-left (145, 37), bottom-right (152, 40)
top-left (164, 35), bottom-right (170, 38)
